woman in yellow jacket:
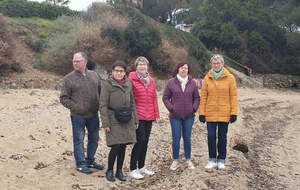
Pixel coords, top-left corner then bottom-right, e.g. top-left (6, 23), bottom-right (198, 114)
top-left (198, 54), bottom-right (238, 170)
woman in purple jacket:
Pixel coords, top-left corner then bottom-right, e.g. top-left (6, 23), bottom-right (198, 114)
top-left (162, 61), bottom-right (200, 170)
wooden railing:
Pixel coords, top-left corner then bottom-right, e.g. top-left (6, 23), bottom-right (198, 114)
top-left (223, 55), bottom-right (252, 76)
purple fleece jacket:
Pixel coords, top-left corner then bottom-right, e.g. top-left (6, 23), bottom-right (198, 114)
top-left (162, 76), bottom-right (200, 119)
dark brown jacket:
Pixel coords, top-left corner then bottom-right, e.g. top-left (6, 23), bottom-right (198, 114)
top-left (60, 69), bottom-right (101, 119)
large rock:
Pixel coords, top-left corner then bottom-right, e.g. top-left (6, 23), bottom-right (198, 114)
top-left (230, 137), bottom-right (249, 153)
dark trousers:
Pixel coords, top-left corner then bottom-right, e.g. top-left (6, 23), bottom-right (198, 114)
top-left (207, 122), bottom-right (229, 162)
top-left (107, 144), bottom-right (126, 171)
top-left (130, 120), bottom-right (152, 170)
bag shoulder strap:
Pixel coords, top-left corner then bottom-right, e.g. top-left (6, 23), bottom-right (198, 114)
top-left (108, 107), bottom-right (115, 111)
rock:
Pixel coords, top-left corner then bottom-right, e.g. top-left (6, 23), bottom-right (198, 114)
top-left (231, 137), bottom-right (249, 153)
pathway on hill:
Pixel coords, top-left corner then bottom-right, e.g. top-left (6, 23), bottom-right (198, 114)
top-left (227, 65), bottom-right (263, 89)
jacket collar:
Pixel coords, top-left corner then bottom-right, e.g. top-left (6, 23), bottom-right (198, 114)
top-left (207, 67), bottom-right (230, 79)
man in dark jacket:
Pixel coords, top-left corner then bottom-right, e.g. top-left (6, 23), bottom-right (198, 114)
top-left (60, 52), bottom-right (103, 174)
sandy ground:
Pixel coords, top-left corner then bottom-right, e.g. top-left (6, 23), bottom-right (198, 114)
top-left (0, 87), bottom-right (300, 190)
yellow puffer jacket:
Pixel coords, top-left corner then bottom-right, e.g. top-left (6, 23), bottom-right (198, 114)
top-left (198, 68), bottom-right (238, 122)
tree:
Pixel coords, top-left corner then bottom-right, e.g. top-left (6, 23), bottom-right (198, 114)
top-left (107, 0), bottom-right (143, 9)
top-left (270, 0), bottom-right (300, 32)
top-left (44, 0), bottom-right (70, 6)
top-left (142, 0), bottom-right (189, 23)
top-left (191, 0), bottom-right (300, 75)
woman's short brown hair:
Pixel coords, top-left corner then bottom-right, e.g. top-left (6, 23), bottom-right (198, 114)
top-left (112, 60), bottom-right (126, 71)
top-left (173, 61), bottom-right (191, 76)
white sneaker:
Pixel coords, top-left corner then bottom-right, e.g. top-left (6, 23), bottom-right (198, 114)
top-left (205, 161), bottom-right (217, 169)
top-left (128, 169), bottom-right (144, 179)
top-left (170, 160), bottom-right (179, 170)
top-left (139, 166), bottom-right (155, 175)
top-left (217, 162), bottom-right (225, 170)
top-left (186, 160), bottom-right (195, 169)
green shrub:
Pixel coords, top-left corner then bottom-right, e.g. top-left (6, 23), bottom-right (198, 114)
top-left (82, 3), bottom-right (130, 31)
top-left (162, 25), bottom-right (209, 62)
top-left (101, 28), bottom-right (124, 46)
top-left (0, 0), bottom-right (78, 19)
top-left (119, 5), bottom-right (162, 56)
top-left (8, 17), bottom-right (53, 54)
top-left (30, 59), bottom-right (45, 70)
top-left (10, 61), bottom-right (23, 73)
top-left (124, 26), bottom-right (161, 56)
top-left (41, 16), bottom-right (87, 74)
top-left (32, 39), bottom-right (49, 52)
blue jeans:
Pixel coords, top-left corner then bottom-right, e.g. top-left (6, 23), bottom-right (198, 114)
top-left (169, 117), bottom-right (194, 160)
top-left (206, 122), bottom-right (229, 163)
top-left (71, 116), bottom-right (99, 166)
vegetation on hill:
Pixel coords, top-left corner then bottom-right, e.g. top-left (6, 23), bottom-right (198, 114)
top-left (0, 0), bottom-right (78, 19)
top-left (0, 2), bottom-right (210, 79)
top-left (0, 0), bottom-right (299, 78)
top-left (140, 0), bottom-right (300, 76)
top-left (190, 0), bottom-right (300, 75)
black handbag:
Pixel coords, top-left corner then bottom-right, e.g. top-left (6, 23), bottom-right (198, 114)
top-left (109, 107), bottom-right (132, 123)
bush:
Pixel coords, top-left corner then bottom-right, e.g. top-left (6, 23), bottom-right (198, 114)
top-left (10, 61), bottom-right (23, 73)
top-left (162, 25), bottom-right (210, 62)
top-left (40, 14), bottom-right (121, 75)
top-left (41, 16), bottom-right (87, 74)
top-left (124, 26), bottom-right (161, 56)
top-left (82, 3), bottom-right (130, 31)
top-left (94, 4), bottom-right (162, 57)
top-left (30, 59), bottom-right (45, 70)
top-left (8, 17), bottom-right (53, 54)
top-left (0, 0), bottom-right (78, 19)
top-left (101, 28), bottom-right (124, 46)
top-left (32, 39), bottom-right (49, 52)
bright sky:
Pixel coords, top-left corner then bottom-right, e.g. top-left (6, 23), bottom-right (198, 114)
top-left (30, 0), bottom-right (105, 11)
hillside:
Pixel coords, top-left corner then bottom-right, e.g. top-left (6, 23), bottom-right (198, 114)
top-left (0, 3), bottom-right (210, 80)
top-left (0, 3), bottom-right (299, 90)
top-left (6, 31), bottom-right (60, 80)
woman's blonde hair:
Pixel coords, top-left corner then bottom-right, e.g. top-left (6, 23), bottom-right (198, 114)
top-left (134, 56), bottom-right (149, 67)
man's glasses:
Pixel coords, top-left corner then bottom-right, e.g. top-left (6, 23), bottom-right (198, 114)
top-left (72, 60), bottom-right (85, 63)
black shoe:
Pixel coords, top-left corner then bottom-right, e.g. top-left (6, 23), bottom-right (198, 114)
top-left (76, 164), bottom-right (92, 174)
top-left (115, 170), bottom-right (126, 181)
top-left (86, 162), bottom-right (104, 170)
top-left (106, 170), bottom-right (115, 182)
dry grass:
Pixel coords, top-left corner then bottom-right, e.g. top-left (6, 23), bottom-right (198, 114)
top-left (0, 14), bottom-right (15, 76)
top-left (147, 39), bottom-right (189, 79)
top-left (83, 3), bottom-right (130, 31)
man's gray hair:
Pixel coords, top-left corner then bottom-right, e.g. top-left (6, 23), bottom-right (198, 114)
top-left (76, 52), bottom-right (88, 61)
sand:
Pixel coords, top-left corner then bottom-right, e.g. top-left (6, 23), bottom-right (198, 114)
top-left (0, 87), bottom-right (299, 190)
